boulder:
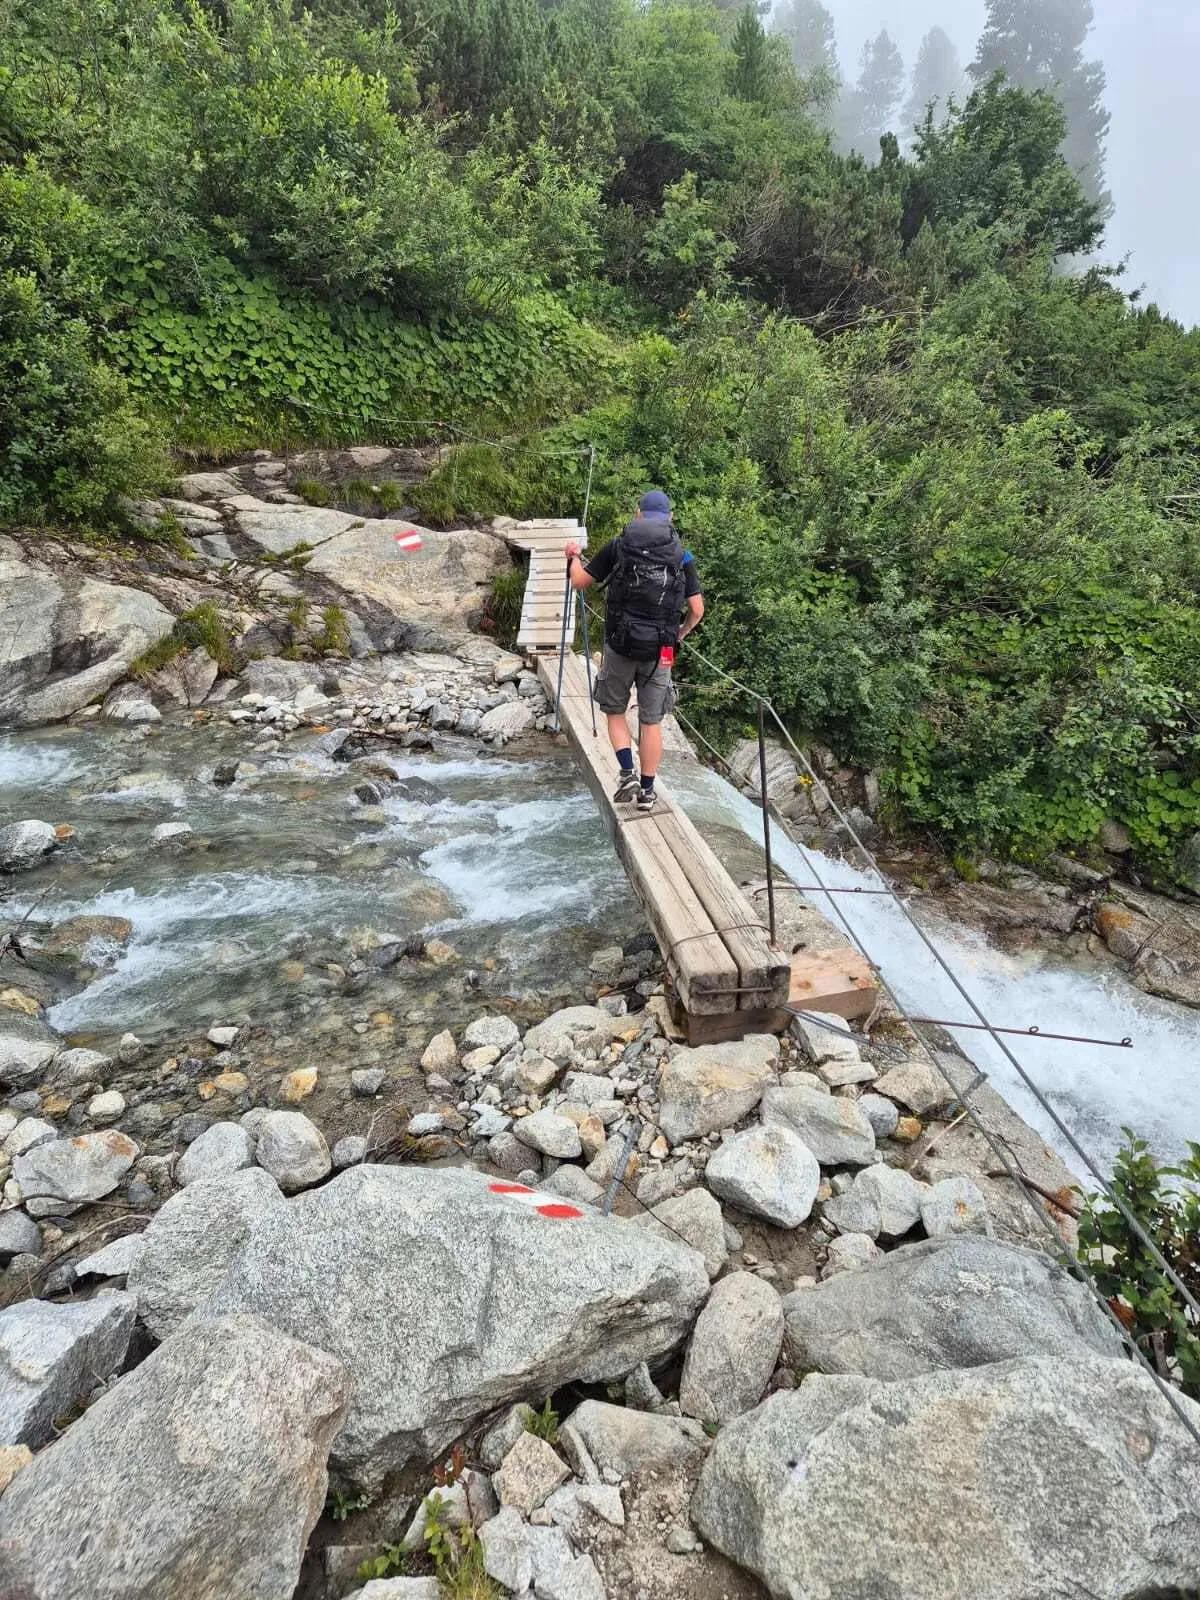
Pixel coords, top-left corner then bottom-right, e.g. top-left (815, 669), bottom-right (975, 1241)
top-left (148, 648), bottom-right (219, 708)
top-left (493, 1430), bottom-right (569, 1514)
top-left (478, 701), bottom-right (537, 742)
top-left (628, 1187), bottom-right (728, 1279)
top-left (176, 1120), bottom-right (256, 1186)
top-left (679, 1272), bottom-right (784, 1425)
top-left (0, 821), bottom-right (59, 873)
top-left (0, 1294), bottom-right (136, 1447)
top-left (760, 1083), bottom-right (876, 1167)
top-left (692, 1356), bottom-right (1200, 1600)
top-left (0, 1314), bottom-right (349, 1600)
top-left (136, 1165), bottom-right (709, 1489)
top-left (512, 1110), bottom-right (582, 1159)
top-left (873, 1059), bottom-right (956, 1118)
top-left (76, 1233), bottom-right (145, 1280)
top-left (565, 1399), bottom-right (708, 1479)
top-left (462, 1015), bottom-right (520, 1053)
top-left (823, 1162), bottom-right (927, 1240)
top-left (0, 1026), bottom-right (58, 1090)
top-left (705, 1124), bottom-right (820, 1228)
top-left (523, 1006), bottom-right (622, 1059)
top-left (0, 541), bottom-right (175, 727)
top-left (782, 1235), bottom-right (1122, 1380)
top-left (127, 1168), bottom-right (286, 1339)
top-left (254, 1111), bottom-right (330, 1193)
top-left (13, 1130), bottom-right (139, 1211)
top-left (479, 1507), bottom-right (579, 1596)
top-left (0, 1210), bottom-right (41, 1261)
top-left (344, 1581), bottom-right (440, 1600)
top-left (920, 1174), bottom-right (991, 1237)
top-left (657, 1036), bottom-right (779, 1146)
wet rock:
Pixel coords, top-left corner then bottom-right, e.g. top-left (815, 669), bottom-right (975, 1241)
top-left (51, 1047), bottom-right (114, 1087)
top-left (0, 1211), bottom-right (41, 1262)
top-left (494, 1430), bottom-right (569, 1514)
top-left (513, 1110), bottom-right (582, 1159)
top-left (86, 1090), bottom-right (126, 1124)
top-left (150, 822), bottom-right (193, 846)
top-left (145, 1165), bottom-right (708, 1489)
top-left (920, 1175), bottom-right (991, 1237)
top-left (76, 1233), bottom-right (145, 1280)
top-left (782, 1234), bottom-right (1121, 1380)
top-left (0, 1294), bottom-right (136, 1448)
top-left (823, 1163), bottom-right (926, 1241)
top-left (478, 701), bottom-right (537, 742)
top-left (175, 1121), bottom-right (255, 1186)
top-left (463, 1015), bottom-right (520, 1053)
top-left (254, 1111), bottom-right (331, 1193)
top-left (873, 1060), bottom-right (955, 1118)
top-left (149, 647), bottom-right (219, 708)
top-left (0, 821), bottom-right (59, 873)
top-left (41, 916), bottom-right (133, 964)
top-left (692, 1356), bottom-right (1200, 1600)
top-left (206, 1024), bottom-right (239, 1048)
top-left (565, 1400), bottom-right (708, 1479)
top-left (760, 1083), bottom-right (876, 1167)
top-left (705, 1124), bottom-right (820, 1228)
top-left (680, 1272), bottom-right (784, 1425)
top-left (628, 1186), bottom-right (727, 1279)
top-left (128, 1168), bottom-right (287, 1339)
top-left (280, 1067), bottom-right (317, 1103)
top-left (13, 1130), bottom-right (139, 1211)
top-left (657, 1035), bottom-right (780, 1145)
top-left (0, 1028), bottom-right (58, 1090)
top-left (0, 545), bottom-right (176, 727)
top-left (0, 1313), bottom-right (349, 1600)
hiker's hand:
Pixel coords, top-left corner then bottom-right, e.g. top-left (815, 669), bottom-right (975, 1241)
top-left (564, 541), bottom-right (581, 559)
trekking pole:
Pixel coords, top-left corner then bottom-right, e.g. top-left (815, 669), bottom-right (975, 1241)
top-left (552, 556), bottom-right (573, 734)
top-left (578, 581), bottom-right (599, 737)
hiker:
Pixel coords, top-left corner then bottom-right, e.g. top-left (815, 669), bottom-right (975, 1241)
top-left (564, 489), bottom-right (703, 813)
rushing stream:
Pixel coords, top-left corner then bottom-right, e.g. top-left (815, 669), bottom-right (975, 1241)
top-left (3, 720), bottom-right (1198, 1175)
top-left (670, 761), bottom-right (1200, 1174)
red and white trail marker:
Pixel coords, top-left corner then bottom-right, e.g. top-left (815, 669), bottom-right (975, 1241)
top-left (393, 531), bottom-right (423, 553)
top-left (487, 1181), bottom-right (584, 1221)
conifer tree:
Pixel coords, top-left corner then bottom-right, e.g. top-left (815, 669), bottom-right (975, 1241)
top-left (772, 0), bottom-right (839, 81)
top-left (970, 0), bottom-right (1111, 216)
top-left (835, 29), bottom-right (904, 157)
top-left (903, 26), bottom-right (964, 136)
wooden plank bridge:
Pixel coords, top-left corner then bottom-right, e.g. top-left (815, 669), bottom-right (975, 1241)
top-left (499, 519), bottom-right (875, 1042)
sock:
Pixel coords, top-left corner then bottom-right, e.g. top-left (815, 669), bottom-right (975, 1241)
top-left (616, 747), bottom-right (634, 774)
top-left (640, 773), bottom-right (656, 792)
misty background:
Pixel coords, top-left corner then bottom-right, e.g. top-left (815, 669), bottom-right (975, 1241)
top-left (770, 0), bottom-right (1200, 327)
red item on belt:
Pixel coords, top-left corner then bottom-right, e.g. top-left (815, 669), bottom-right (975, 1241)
top-left (658, 645), bottom-right (675, 668)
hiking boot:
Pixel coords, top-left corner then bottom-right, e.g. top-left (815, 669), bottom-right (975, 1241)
top-left (614, 771), bottom-right (640, 804)
top-left (636, 784), bottom-right (658, 812)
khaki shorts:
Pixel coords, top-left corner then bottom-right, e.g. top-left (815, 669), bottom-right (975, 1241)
top-left (594, 646), bottom-right (676, 726)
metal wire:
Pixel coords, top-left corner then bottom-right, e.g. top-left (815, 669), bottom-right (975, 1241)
top-left (571, 494), bottom-right (1200, 1441)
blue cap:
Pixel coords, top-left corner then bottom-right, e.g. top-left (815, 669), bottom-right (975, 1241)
top-left (639, 490), bottom-right (671, 516)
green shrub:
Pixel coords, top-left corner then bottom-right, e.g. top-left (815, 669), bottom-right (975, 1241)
top-left (294, 478), bottom-right (334, 507)
top-left (316, 604), bottom-right (351, 655)
top-left (131, 602), bottom-right (237, 680)
top-left (1077, 1133), bottom-right (1200, 1399)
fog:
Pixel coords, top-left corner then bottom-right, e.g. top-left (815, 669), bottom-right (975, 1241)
top-left (802, 1), bottom-right (1200, 328)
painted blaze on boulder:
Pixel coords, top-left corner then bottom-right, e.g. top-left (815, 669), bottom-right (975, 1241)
top-left (131, 1165), bottom-right (710, 1490)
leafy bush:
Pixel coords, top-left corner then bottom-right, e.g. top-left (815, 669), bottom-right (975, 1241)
top-left (1077, 1133), bottom-right (1200, 1398)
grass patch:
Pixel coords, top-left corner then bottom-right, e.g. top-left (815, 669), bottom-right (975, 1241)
top-left (407, 443), bottom-right (538, 528)
top-left (294, 476), bottom-right (334, 507)
top-left (522, 1397), bottom-right (559, 1444)
top-left (481, 566), bottom-right (526, 648)
top-left (130, 600), bottom-right (236, 679)
top-left (316, 604), bottom-right (350, 655)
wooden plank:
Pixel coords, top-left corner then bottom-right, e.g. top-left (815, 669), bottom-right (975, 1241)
top-left (537, 653), bottom-right (739, 1014)
top-left (788, 949), bottom-right (877, 1021)
top-left (653, 808), bottom-right (789, 1012)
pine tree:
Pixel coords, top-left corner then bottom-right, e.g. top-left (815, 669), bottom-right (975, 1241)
top-left (728, 3), bottom-right (779, 104)
top-left (772, 0), bottom-right (839, 80)
top-left (835, 30), bottom-right (904, 157)
top-left (903, 26), bottom-right (964, 136)
top-left (970, 0), bottom-right (1111, 216)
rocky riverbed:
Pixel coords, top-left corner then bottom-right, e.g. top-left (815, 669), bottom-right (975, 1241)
top-left (1, 452), bottom-right (1199, 1600)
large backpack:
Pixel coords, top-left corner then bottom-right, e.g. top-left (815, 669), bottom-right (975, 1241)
top-left (604, 516), bottom-right (686, 661)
